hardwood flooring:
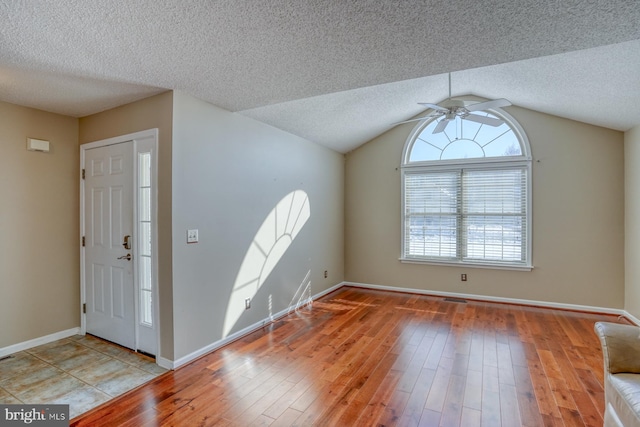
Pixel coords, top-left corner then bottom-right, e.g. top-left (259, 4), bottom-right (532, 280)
top-left (71, 286), bottom-right (628, 426)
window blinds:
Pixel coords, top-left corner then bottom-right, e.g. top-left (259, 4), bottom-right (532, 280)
top-left (404, 167), bottom-right (527, 265)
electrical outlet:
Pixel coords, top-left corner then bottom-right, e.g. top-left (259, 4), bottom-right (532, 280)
top-left (245, 298), bottom-right (251, 310)
top-left (461, 273), bottom-right (467, 282)
top-left (187, 229), bottom-right (199, 244)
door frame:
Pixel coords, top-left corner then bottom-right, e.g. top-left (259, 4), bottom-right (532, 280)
top-left (80, 129), bottom-right (160, 360)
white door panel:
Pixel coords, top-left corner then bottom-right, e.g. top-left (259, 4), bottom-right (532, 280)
top-left (84, 141), bottom-right (135, 349)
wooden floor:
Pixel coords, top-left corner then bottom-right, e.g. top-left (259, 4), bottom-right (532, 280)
top-left (71, 286), bottom-right (628, 426)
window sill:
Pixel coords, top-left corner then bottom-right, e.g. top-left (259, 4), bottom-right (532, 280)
top-left (399, 257), bottom-right (533, 271)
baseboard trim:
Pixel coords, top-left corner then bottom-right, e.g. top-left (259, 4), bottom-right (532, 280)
top-left (311, 282), bottom-right (345, 300)
top-left (147, 280), bottom-right (638, 370)
top-left (3, 283), bottom-right (628, 370)
top-left (0, 327), bottom-right (80, 358)
top-left (344, 281), bottom-right (626, 316)
top-left (165, 282), bottom-right (346, 370)
top-left (156, 356), bottom-right (174, 370)
top-left (623, 311), bottom-right (640, 326)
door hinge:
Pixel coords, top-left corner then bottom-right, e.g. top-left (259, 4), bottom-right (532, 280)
top-left (82, 236), bottom-right (85, 247)
top-left (82, 303), bottom-right (86, 314)
top-left (82, 169), bottom-right (85, 180)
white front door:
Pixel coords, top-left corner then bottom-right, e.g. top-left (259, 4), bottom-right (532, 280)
top-left (84, 141), bottom-right (135, 349)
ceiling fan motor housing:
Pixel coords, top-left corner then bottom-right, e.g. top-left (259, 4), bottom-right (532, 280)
top-left (439, 98), bottom-right (470, 109)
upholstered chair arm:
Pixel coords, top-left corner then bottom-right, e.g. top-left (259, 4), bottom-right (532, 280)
top-left (595, 321), bottom-right (640, 374)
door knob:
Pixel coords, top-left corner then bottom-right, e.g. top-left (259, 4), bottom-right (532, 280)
top-left (117, 253), bottom-right (132, 261)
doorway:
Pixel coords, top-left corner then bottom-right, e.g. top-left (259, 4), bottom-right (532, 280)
top-left (80, 129), bottom-right (159, 358)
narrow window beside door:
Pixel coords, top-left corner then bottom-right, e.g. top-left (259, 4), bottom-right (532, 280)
top-left (138, 152), bottom-right (153, 326)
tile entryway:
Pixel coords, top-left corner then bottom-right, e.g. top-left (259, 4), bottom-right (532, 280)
top-left (0, 334), bottom-right (167, 419)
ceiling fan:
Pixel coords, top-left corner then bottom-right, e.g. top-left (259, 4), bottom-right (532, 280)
top-left (399, 73), bottom-right (512, 134)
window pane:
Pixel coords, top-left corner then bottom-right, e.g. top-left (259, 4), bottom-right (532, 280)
top-left (464, 215), bottom-right (524, 262)
top-left (463, 169), bottom-right (525, 214)
top-left (408, 111), bottom-right (522, 162)
top-left (140, 255), bottom-right (152, 291)
top-left (473, 120), bottom-right (512, 147)
top-left (140, 222), bottom-right (151, 256)
top-left (140, 187), bottom-right (151, 222)
top-left (140, 290), bottom-right (152, 325)
top-left (140, 253), bottom-right (152, 325)
top-left (405, 172), bottom-right (458, 214)
top-left (420, 127), bottom-right (451, 150)
top-left (405, 171), bottom-right (460, 258)
top-left (460, 118), bottom-right (482, 140)
top-left (441, 139), bottom-right (484, 160)
top-left (407, 215), bottom-right (457, 258)
top-left (139, 152), bottom-right (151, 187)
top-left (482, 132), bottom-right (522, 157)
top-left (409, 138), bottom-right (443, 162)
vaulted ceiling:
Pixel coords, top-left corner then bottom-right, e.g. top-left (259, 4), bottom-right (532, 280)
top-left (2, 1), bottom-right (639, 152)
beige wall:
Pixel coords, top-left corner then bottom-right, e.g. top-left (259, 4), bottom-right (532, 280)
top-left (77, 90), bottom-right (345, 362)
top-left (79, 91), bottom-right (175, 359)
top-left (3, 88), bottom-right (630, 357)
top-left (625, 125), bottom-right (640, 319)
top-left (0, 102), bottom-right (79, 348)
top-left (345, 105), bottom-right (625, 308)
top-left (171, 92), bottom-right (344, 360)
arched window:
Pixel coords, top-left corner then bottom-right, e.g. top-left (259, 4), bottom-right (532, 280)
top-left (401, 101), bottom-right (532, 269)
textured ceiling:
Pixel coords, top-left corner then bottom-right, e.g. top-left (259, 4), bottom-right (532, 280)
top-left (1, 1), bottom-right (639, 152)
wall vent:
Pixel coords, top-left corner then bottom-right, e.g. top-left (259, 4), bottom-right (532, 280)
top-left (444, 297), bottom-right (468, 303)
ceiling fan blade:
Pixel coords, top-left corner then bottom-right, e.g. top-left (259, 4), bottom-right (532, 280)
top-left (432, 119), bottom-right (450, 134)
top-left (464, 113), bottom-right (504, 127)
top-left (417, 102), bottom-right (449, 112)
top-left (465, 98), bottom-right (511, 112)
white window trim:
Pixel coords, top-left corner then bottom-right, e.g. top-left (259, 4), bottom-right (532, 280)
top-left (398, 257), bottom-right (533, 271)
top-left (400, 104), bottom-right (533, 270)
top-left (401, 107), bottom-right (533, 163)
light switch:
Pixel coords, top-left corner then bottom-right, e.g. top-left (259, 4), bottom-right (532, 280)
top-left (187, 229), bottom-right (199, 244)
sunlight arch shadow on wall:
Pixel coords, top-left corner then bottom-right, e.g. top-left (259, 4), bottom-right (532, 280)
top-left (223, 190), bottom-right (311, 338)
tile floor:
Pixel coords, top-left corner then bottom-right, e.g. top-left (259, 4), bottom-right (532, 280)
top-left (0, 334), bottom-right (167, 419)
